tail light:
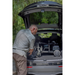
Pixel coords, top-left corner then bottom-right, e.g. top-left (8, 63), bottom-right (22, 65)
top-left (58, 66), bottom-right (62, 67)
top-left (27, 66), bottom-right (32, 68)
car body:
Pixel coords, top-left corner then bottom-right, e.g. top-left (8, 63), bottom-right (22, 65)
top-left (19, 1), bottom-right (62, 75)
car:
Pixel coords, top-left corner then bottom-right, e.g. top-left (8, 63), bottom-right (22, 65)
top-left (18, 1), bottom-right (62, 75)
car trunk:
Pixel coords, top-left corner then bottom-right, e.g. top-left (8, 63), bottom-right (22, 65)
top-left (27, 31), bottom-right (62, 67)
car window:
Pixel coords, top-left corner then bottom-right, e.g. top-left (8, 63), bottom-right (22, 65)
top-left (29, 11), bottom-right (58, 25)
top-left (38, 33), bottom-right (60, 38)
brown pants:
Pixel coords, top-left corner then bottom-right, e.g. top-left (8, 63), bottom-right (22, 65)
top-left (13, 53), bottom-right (27, 75)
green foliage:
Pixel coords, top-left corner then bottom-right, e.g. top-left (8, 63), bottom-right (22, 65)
top-left (13, 0), bottom-right (62, 42)
top-left (41, 12), bottom-right (48, 24)
top-left (57, 33), bottom-right (60, 36)
top-left (30, 11), bottom-right (58, 24)
top-left (39, 33), bottom-right (52, 38)
top-left (39, 33), bottom-right (60, 38)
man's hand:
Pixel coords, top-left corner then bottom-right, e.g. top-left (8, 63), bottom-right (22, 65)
top-left (28, 51), bottom-right (32, 55)
top-left (28, 49), bottom-right (33, 56)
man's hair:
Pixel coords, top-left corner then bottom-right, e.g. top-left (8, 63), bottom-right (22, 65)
top-left (29, 24), bottom-right (38, 30)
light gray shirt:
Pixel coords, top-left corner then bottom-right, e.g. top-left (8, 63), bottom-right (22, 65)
top-left (13, 29), bottom-right (35, 58)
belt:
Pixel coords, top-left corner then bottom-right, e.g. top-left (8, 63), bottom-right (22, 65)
top-left (13, 48), bottom-right (29, 53)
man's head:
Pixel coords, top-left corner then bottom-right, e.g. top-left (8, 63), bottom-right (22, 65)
top-left (29, 25), bottom-right (38, 35)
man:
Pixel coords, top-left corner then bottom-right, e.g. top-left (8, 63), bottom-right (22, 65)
top-left (13, 25), bottom-right (38, 75)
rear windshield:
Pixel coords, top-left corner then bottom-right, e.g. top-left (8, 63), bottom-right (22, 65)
top-left (29, 11), bottom-right (58, 25)
top-left (38, 33), bottom-right (60, 38)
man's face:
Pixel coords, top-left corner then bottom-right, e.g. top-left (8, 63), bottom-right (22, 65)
top-left (33, 28), bottom-right (38, 35)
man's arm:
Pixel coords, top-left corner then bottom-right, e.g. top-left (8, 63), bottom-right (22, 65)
top-left (28, 38), bottom-right (35, 55)
top-left (28, 49), bottom-right (34, 55)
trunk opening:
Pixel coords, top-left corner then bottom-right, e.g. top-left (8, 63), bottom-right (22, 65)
top-left (27, 32), bottom-right (62, 60)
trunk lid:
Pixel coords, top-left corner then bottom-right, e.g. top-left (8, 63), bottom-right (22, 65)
top-left (18, 1), bottom-right (62, 29)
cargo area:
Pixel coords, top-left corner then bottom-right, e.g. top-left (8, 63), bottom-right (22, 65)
top-left (27, 32), bottom-right (62, 60)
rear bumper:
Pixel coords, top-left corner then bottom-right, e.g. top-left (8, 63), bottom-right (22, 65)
top-left (28, 72), bottom-right (62, 75)
top-left (27, 66), bottom-right (62, 75)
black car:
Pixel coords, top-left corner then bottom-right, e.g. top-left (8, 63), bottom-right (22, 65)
top-left (18, 1), bottom-right (62, 75)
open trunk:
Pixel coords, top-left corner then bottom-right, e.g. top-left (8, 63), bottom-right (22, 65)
top-left (27, 31), bottom-right (62, 58)
top-left (27, 31), bottom-right (62, 68)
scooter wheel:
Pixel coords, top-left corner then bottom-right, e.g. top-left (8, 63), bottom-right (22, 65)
top-left (54, 50), bottom-right (61, 57)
